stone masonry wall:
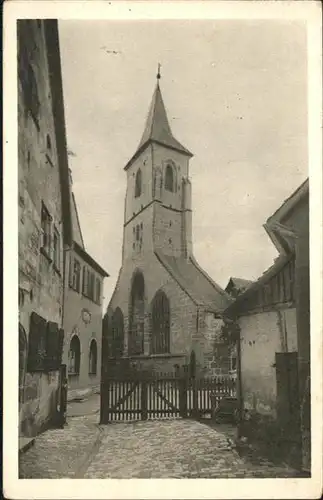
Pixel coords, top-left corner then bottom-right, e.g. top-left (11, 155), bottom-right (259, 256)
top-left (18, 20), bottom-right (65, 436)
top-left (125, 147), bottom-right (153, 224)
top-left (106, 251), bottom-right (197, 370)
top-left (153, 204), bottom-right (183, 257)
top-left (191, 311), bottom-right (228, 377)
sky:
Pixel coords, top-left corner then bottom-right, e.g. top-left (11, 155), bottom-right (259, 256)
top-left (58, 20), bottom-right (308, 310)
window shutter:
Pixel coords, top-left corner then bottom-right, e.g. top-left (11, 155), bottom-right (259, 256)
top-left (82, 266), bottom-right (87, 295)
top-left (27, 312), bottom-right (47, 372)
top-left (45, 321), bottom-right (59, 371)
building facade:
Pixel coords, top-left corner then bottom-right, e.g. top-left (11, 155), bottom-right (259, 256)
top-left (18, 20), bottom-right (72, 438)
top-left (62, 184), bottom-right (109, 396)
top-left (226, 179), bottom-right (309, 470)
top-left (103, 76), bottom-right (231, 377)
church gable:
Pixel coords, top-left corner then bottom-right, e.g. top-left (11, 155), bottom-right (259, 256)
top-left (106, 254), bottom-right (198, 360)
top-left (155, 251), bottom-right (231, 314)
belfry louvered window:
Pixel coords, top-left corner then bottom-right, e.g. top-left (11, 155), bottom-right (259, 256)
top-left (165, 165), bottom-right (174, 192)
top-left (151, 290), bottom-right (170, 354)
top-left (135, 168), bottom-right (142, 198)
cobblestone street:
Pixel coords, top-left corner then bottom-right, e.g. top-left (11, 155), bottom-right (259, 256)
top-left (19, 395), bottom-right (300, 479)
top-left (84, 419), bottom-right (298, 479)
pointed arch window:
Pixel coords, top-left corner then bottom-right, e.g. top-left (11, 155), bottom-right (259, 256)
top-left (151, 290), bottom-right (170, 354)
top-left (165, 164), bottom-right (174, 192)
top-left (135, 169), bottom-right (142, 198)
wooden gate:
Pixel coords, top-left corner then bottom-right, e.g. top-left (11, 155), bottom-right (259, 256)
top-left (100, 373), bottom-right (236, 423)
top-left (275, 351), bottom-right (301, 466)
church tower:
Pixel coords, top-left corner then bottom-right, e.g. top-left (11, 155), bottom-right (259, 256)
top-left (104, 71), bottom-right (230, 375)
top-left (122, 72), bottom-right (193, 263)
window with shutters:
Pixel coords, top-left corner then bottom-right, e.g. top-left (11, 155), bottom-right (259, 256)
top-left (68, 335), bottom-right (81, 376)
top-left (82, 266), bottom-right (87, 295)
top-left (87, 271), bottom-right (95, 301)
top-left (40, 202), bottom-right (52, 259)
top-left (89, 339), bottom-right (98, 375)
top-left (70, 258), bottom-right (81, 292)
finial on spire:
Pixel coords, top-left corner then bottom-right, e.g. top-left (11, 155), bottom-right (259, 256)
top-left (157, 63), bottom-right (161, 80)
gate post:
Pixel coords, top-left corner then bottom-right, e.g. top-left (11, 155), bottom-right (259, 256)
top-left (141, 379), bottom-right (148, 421)
top-left (100, 377), bottom-right (112, 424)
top-left (100, 377), bottom-right (105, 424)
top-left (179, 377), bottom-right (188, 418)
top-left (57, 364), bottom-right (67, 428)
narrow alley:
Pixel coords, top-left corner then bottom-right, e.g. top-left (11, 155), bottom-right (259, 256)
top-left (19, 395), bottom-right (300, 479)
top-left (15, 19), bottom-right (313, 489)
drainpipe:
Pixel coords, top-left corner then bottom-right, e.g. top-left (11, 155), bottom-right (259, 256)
top-left (61, 244), bottom-right (72, 339)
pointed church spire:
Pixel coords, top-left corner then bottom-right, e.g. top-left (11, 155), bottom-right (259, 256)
top-left (124, 70), bottom-right (193, 170)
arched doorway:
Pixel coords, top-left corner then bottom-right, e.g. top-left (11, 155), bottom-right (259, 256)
top-left (88, 339), bottom-right (98, 375)
top-left (151, 290), bottom-right (170, 354)
top-left (129, 271), bottom-right (145, 355)
top-left (19, 324), bottom-right (28, 404)
top-left (68, 335), bottom-right (81, 376)
top-left (112, 307), bottom-right (124, 358)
